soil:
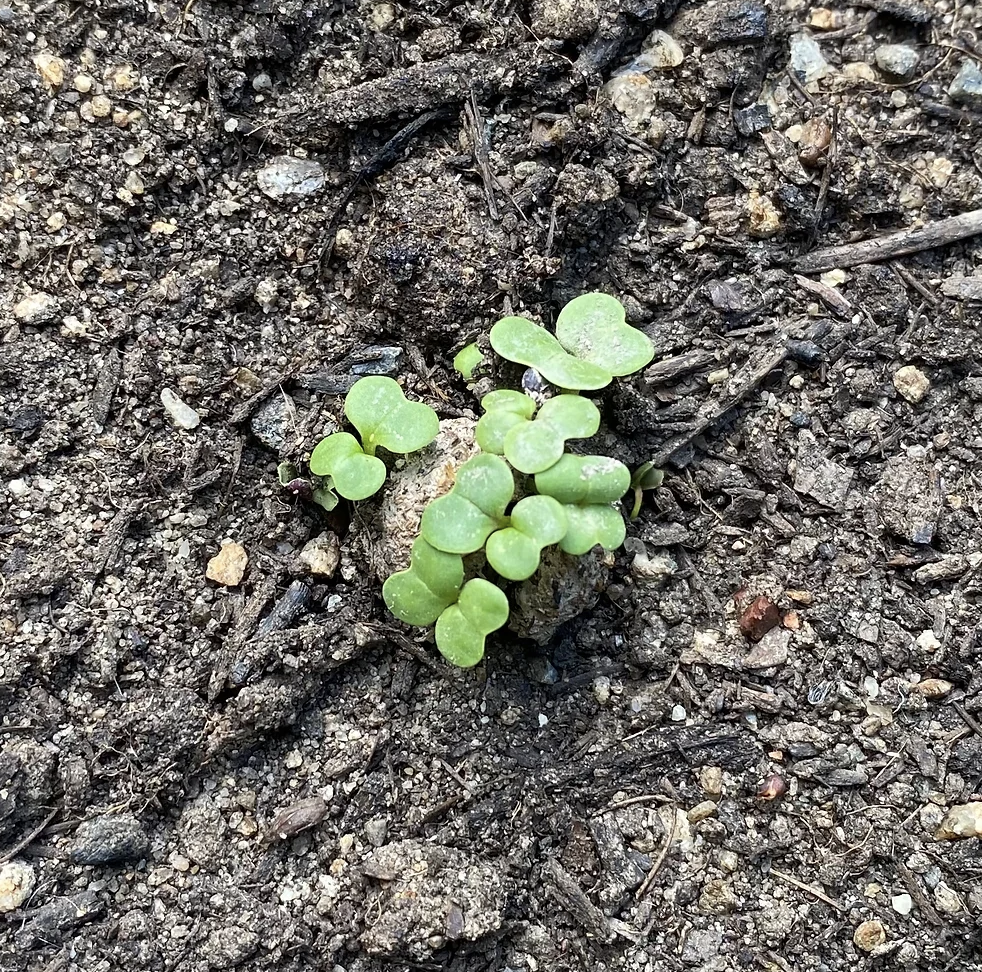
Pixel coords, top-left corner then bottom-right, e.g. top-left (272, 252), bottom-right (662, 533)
top-left (2, 1), bottom-right (982, 970)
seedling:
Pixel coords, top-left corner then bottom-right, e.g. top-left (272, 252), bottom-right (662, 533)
top-left (453, 343), bottom-right (484, 380)
top-left (489, 292), bottom-right (654, 390)
top-left (485, 495), bottom-right (568, 581)
top-left (420, 453), bottom-right (515, 554)
top-left (303, 293), bottom-right (664, 670)
top-left (478, 391), bottom-right (601, 474)
top-left (310, 376), bottom-right (438, 500)
top-left (277, 461), bottom-right (339, 511)
top-left (434, 578), bottom-right (509, 667)
top-left (629, 461), bottom-right (665, 519)
top-left (535, 454), bottom-right (631, 555)
top-left (382, 538), bottom-right (464, 626)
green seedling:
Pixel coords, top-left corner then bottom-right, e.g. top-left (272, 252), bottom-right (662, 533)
top-left (535, 454), bottom-right (631, 555)
top-left (453, 343), bottom-right (484, 381)
top-left (486, 494), bottom-right (568, 581)
top-left (555, 293), bottom-right (654, 377)
top-left (421, 453), bottom-right (515, 554)
top-left (490, 315), bottom-right (611, 390)
top-left (310, 376), bottom-right (439, 500)
top-left (434, 577), bottom-right (509, 668)
top-left (382, 537), bottom-right (465, 626)
top-left (478, 391), bottom-right (601, 475)
top-left (629, 461), bottom-right (665, 519)
top-left (277, 461), bottom-right (339, 511)
top-left (489, 293), bottom-right (654, 390)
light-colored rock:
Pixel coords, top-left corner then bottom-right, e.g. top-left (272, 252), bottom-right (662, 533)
top-left (933, 883), bottom-right (963, 914)
top-left (33, 52), bottom-right (66, 88)
top-left (940, 274), bottom-right (982, 301)
top-left (160, 387), bottom-right (201, 430)
top-left (688, 800), bottom-right (718, 823)
top-left (206, 541), bottom-right (248, 586)
top-left (257, 156), bottom-right (326, 200)
top-left (935, 802), bottom-right (982, 840)
top-left (299, 533), bottom-right (340, 578)
top-left (949, 60), bottom-right (982, 107)
top-left (790, 32), bottom-right (832, 84)
top-left (530, 0), bottom-right (599, 40)
top-left (911, 678), bottom-right (953, 698)
top-left (893, 365), bottom-right (930, 403)
top-left (13, 291), bottom-right (59, 324)
top-left (891, 893), bottom-right (913, 915)
top-left (874, 44), bottom-right (919, 79)
top-left (0, 860), bottom-right (36, 912)
top-left (853, 919), bottom-right (886, 952)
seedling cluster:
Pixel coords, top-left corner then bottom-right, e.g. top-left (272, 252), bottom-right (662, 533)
top-left (308, 293), bottom-right (655, 667)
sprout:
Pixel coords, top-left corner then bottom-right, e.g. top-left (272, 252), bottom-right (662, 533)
top-left (434, 578), bottom-right (509, 668)
top-left (534, 454), bottom-right (631, 555)
top-left (485, 494), bottom-right (568, 581)
top-left (453, 343), bottom-right (484, 380)
top-left (629, 461), bottom-right (665, 519)
top-left (382, 538), bottom-right (464, 626)
top-left (489, 292), bottom-right (654, 390)
top-left (477, 391), bottom-right (600, 474)
top-left (420, 453), bottom-right (515, 554)
top-left (309, 376), bottom-right (439, 501)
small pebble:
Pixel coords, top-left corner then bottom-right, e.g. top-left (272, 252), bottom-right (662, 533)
top-left (299, 533), bottom-right (340, 578)
top-left (33, 52), bottom-right (66, 88)
top-left (933, 883), bottom-right (962, 914)
top-left (161, 388), bottom-right (201, 430)
top-left (874, 44), bottom-right (919, 80)
top-left (14, 292), bottom-right (59, 324)
top-left (206, 541), bottom-right (248, 587)
top-left (891, 893), bottom-right (913, 916)
top-left (670, 704), bottom-right (687, 722)
top-left (789, 32), bottom-right (832, 84)
top-left (948, 60), bottom-right (982, 107)
top-left (935, 802), bottom-right (982, 840)
top-left (893, 365), bottom-right (930, 403)
top-left (688, 800), bottom-right (717, 823)
top-left (0, 860), bottom-right (36, 912)
top-left (853, 919), bottom-right (887, 952)
top-left (911, 678), bottom-right (953, 698)
top-left (257, 156), bottom-right (326, 200)
top-left (70, 814), bottom-right (149, 865)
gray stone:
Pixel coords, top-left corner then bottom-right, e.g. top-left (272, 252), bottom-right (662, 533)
top-left (671, 0), bottom-right (768, 48)
top-left (949, 60), bottom-right (982, 107)
top-left (876, 453), bottom-right (941, 544)
top-left (940, 274), bottom-right (982, 301)
top-left (875, 44), bottom-right (919, 79)
top-left (789, 32), bottom-right (832, 84)
top-left (70, 814), bottom-right (149, 865)
top-left (249, 393), bottom-right (296, 453)
top-left (530, 0), bottom-right (599, 41)
top-left (256, 156), bottom-right (326, 200)
top-left (793, 430), bottom-right (853, 509)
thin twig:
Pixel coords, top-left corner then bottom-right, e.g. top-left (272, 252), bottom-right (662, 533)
top-left (795, 208), bottom-right (982, 273)
top-left (635, 806), bottom-right (678, 900)
top-left (952, 702), bottom-right (982, 737)
top-left (0, 807), bottom-right (59, 865)
top-left (769, 866), bottom-right (845, 911)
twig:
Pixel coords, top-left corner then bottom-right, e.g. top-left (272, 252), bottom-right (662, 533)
top-left (465, 89), bottom-right (498, 221)
top-left (952, 701), bottom-right (982, 737)
top-left (795, 208), bottom-right (982, 273)
top-left (769, 866), bottom-right (845, 911)
top-left (896, 861), bottom-right (944, 926)
top-left (635, 806), bottom-right (678, 900)
top-left (0, 807), bottom-right (59, 865)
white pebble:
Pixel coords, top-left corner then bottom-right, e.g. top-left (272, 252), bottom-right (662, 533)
top-left (891, 893), bottom-right (912, 915)
top-left (161, 388), bottom-right (201, 430)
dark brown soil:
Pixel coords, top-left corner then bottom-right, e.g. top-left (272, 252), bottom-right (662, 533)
top-left (2, 1), bottom-right (982, 970)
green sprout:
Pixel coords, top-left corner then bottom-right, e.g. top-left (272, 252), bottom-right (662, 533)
top-left (453, 343), bottom-right (484, 381)
top-left (434, 578), bottom-right (509, 668)
top-left (382, 540), bottom-right (508, 668)
top-left (310, 376), bottom-right (439, 500)
top-left (382, 538), bottom-right (464, 626)
top-left (489, 292), bottom-right (654, 390)
top-left (485, 494), bottom-right (568, 581)
top-left (477, 392), bottom-right (601, 474)
top-left (420, 453), bottom-right (515, 554)
top-left (535, 454), bottom-right (631, 555)
top-left (629, 461), bottom-right (665, 519)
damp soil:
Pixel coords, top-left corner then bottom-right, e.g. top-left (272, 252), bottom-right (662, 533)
top-left (2, 1), bottom-right (982, 970)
